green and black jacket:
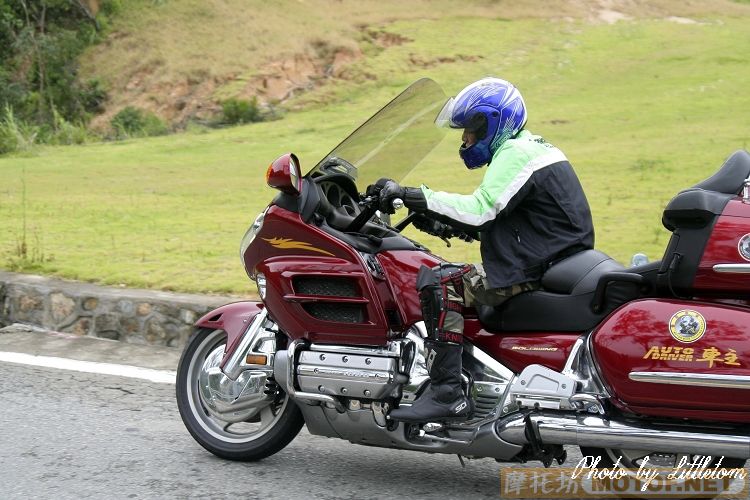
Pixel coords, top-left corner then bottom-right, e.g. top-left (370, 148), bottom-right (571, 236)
top-left (420, 130), bottom-right (595, 289)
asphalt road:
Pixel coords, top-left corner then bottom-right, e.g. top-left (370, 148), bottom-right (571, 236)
top-left (0, 354), bottom-right (588, 499)
top-left (2, 329), bottom-right (745, 500)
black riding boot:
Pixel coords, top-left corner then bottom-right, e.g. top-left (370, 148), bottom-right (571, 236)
top-left (389, 264), bottom-right (471, 423)
top-left (389, 339), bottom-right (470, 422)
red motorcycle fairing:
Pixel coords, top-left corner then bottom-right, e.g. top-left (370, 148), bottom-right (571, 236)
top-left (592, 298), bottom-right (750, 423)
top-left (246, 206), bottom-right (393, 344)
top-left (195, 301), bottom-right (264, 366)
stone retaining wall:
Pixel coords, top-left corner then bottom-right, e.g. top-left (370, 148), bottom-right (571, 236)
top-left (0, 272), bottom-right (240, 347)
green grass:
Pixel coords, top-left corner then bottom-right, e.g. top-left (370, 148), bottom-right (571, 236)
top-left (2, 14), bottom-right (750, 295)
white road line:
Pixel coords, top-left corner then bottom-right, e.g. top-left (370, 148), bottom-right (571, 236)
top-left (0, 351), bottom-right (176, 384)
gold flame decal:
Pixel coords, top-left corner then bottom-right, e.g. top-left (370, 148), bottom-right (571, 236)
top-left (262, 237), bottom-right (335, 256)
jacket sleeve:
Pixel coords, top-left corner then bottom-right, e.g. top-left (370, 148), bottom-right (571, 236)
top-left (421, 147), bottom-right (566, 231)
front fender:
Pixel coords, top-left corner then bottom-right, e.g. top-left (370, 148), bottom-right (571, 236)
top-left (196, 301), bottom-right (264, 361)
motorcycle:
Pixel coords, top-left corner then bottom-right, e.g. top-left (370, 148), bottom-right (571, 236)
top-left (176, 78), bottom-right (749, 490)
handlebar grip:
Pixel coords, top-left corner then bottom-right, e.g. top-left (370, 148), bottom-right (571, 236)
top-left (392, 198), bottom-right (404, 210)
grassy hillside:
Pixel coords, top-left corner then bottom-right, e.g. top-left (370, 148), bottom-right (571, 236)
top-left (1, 3), bottom-right (750, 295)
top-left (79, 0), bottom-right (750, 127)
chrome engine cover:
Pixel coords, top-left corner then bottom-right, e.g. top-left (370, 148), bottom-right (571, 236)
top-left (289, 325), bottom-right (524, 461)
top-left (296, 344), bottom-right (403, 400)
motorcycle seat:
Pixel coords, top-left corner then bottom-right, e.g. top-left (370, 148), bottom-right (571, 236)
top-left (477, 249), bottom-right (646, 333)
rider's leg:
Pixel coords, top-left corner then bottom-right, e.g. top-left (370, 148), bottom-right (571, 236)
top-left (389, 264), bottom-right (471, 423)
top-left (463, 263), bottom-right (540, 307)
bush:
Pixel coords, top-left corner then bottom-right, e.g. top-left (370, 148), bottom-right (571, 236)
top-left (110, 106), bottom-right (168, 139)
top-left (45, 108), bottom-right (92, 146)
top-left (79, 78), bottom-right (108, 115)
top-left (0, 105), bottom-right (39, 155)
top-left (221, 97), bottom-right (262, 124)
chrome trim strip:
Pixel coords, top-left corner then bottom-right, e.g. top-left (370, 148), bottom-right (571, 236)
top-left (309, 343), bottom-right (401, 358)
top-left (629, 371), bottom-right (750, 389)
top-left (713, 264), bottom-right (750, 273)
top-left (223, 309), bottom-right (269, 380)
top-left (286, 339), bottom-right (346, 412)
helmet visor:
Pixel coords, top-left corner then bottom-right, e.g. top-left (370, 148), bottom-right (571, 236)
top-left (435, 97), bottom-right (460, 128)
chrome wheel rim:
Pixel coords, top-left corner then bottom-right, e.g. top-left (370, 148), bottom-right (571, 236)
top-left (185, 329), bottom-right (287, 444)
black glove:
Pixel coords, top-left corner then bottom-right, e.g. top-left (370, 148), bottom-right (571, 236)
top-left (413, 214), bottom-right (452, 239)
top-left (365, 177), bottom-right (393, 198)
top-left (378, 180), bottom-right (406, 214)
top-left (378, 180), bottom-right (429, 215)
top-left (413, 214), bottom-right (477, 243)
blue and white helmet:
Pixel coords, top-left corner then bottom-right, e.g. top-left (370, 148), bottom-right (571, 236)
top-left (436, 77), bottom-right (527, 169)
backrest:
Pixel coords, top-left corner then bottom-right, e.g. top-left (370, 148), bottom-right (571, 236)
top-left (691, 150), bottom-right (750, 194)
top-left (657, 150), bottom-right (750, 293)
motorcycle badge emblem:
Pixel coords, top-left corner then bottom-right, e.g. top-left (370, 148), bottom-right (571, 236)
top-left (738, 233), bottom-right (750, 262)
top-left (669, 309), bottom-right (707, 343)
top-left (262, 237), bottom-right (334, 256)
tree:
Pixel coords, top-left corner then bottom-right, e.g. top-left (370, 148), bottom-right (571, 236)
top-left (0, 0), bottom-right (108, 126)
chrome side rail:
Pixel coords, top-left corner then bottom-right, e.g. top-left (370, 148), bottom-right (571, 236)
top-left (287, 339), bottom-right (346, 412)
top-left (713, 264), bottom-right (750, 273)
top-left (629, 371), bottom-right (750, 389)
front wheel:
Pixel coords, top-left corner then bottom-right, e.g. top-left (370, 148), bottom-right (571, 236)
top-left (176, 327), bottom-right (304, 461)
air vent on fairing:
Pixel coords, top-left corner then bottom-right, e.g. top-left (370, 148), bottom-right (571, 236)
top-left (293, 276), bottom-right (365, 323)
top-left (302, 303), bottom-right (364, 324)
top-left (293, 277), bottom-right (358, 297)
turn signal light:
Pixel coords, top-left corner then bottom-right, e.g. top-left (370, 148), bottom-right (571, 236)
top-left (266, 153), bottom-right (303, 195)
top-left (245, 354), bottom-right (268, 365)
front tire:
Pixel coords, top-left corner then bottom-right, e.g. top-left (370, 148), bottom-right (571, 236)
top-left (176, 327), bottom-right (304, 461)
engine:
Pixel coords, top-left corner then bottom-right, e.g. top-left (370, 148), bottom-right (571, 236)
top-left (296, 344), bottom-right (406, 400)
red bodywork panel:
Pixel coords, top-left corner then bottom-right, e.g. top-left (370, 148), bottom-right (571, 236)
top-left (693, 199), bottom-right (750, 293)
top-left (592, 298), bottom-right (750, 423)
top-left (377, 250), bottom-right (443, 326)
top-left (466, 322), bottom-right (579, 373)
top-left (245, 206), bottom-right (391, 344)
top-left (195, 301), bottom-right (264, 367)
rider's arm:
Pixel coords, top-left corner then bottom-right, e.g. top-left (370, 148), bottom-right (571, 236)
top-left (420, 144), bottom-right (567, 231)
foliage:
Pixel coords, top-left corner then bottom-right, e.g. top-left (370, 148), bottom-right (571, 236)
top-left (110, 106), bottom-right (168, 138)
top-left (221, 98), bottom-right (263, 125)
top-left (0, 0), bottom-right (115, 154)
top-left (0, 105), bottom-right (39, 155)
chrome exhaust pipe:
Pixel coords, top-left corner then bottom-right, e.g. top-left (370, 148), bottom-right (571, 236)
top-left (497, 412), bottom-right (750, 459)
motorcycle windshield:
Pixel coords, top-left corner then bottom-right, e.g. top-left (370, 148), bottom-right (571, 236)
top-left (307, 78), bottom-right (449, 190)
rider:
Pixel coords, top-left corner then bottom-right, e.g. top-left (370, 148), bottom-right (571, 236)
top-left (381, 77), bottom-right (595, 423)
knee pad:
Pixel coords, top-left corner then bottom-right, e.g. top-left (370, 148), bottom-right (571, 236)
top-left (416, 265), bottom-right (471, 343)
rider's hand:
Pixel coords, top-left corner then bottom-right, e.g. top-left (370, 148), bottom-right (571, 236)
top-left (413, 214), bottom-right (478, 243)
top-left (453, 230), bottom-right (477, 243)
top-left (365, 178), bottom-right (393, 198)
top-left (378, 180), bottom-right (406, 214)
top-left (413, 214), bottom-right (451, 238)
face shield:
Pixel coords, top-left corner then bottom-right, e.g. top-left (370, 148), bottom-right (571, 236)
top-left (435, 97), bottom-right (488, 139)
top-left (435, 97), bottom-right (460, 128)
